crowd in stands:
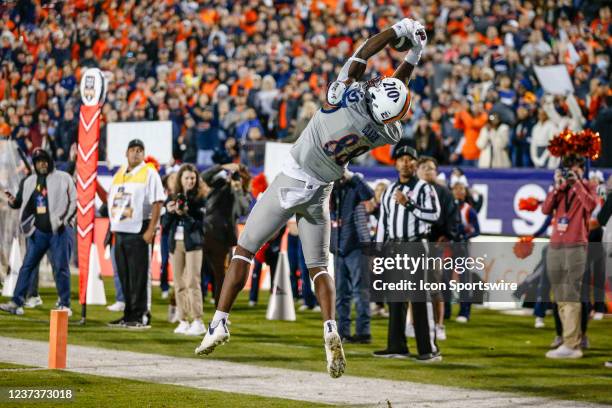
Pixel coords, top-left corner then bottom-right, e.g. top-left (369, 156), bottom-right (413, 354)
top-left (0, 0), bottom-right (611, 168)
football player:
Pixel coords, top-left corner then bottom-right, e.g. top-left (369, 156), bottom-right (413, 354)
top-left (196, 18), bottom-right (427, 379)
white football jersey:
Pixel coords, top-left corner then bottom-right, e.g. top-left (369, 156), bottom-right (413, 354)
top-left (291, 82), bottom-right (403, 183)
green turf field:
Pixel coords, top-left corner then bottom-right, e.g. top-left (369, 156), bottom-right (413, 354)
top-left (0, 276), bottom-right (611, 405)
top-left (0, 363), bottom-right (329, 407)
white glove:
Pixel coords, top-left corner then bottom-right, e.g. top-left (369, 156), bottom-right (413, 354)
top-left (391, 18), bottom-right (415, 39)
top-left (405, 21), bottom-right (427, 65)
top-left (327, 80), bottom-right (347, 106)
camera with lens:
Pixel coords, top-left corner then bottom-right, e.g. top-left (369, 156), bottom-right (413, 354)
top-left (561, 167), bottom-right (571, 179)
top-left (174, 193), bottom-right (187, 212)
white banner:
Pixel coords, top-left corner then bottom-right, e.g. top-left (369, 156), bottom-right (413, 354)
top-left (106, 121), bottom-right (173, 166)
top-left (534, 65), bottom-right (574, 95)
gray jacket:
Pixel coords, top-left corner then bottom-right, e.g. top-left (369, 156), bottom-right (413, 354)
top-left (14, 170), bottom-right (76, 236)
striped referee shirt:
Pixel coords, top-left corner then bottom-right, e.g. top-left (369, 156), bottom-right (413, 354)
top-left (376, 177), bottom-right (441, 242)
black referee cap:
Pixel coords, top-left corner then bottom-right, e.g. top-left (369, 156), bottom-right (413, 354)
top-left (392, 145), bottom-right (418, 160)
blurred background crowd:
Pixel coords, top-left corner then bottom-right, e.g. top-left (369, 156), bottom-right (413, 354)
top-left (0, 0), bottom-right (611, 169)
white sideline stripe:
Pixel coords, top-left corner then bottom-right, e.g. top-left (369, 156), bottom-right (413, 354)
top-left (0, 336), bottom-right (603, 408)
top-left (79, 110), bottom-right (101, 133)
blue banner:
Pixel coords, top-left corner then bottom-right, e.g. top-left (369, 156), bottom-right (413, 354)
top-left (97, 164), bottom-right (610, 237)
top-left (352, 166), bottom-right (611, 236)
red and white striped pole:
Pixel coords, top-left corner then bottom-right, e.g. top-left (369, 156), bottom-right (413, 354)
top-left (77, 68), bottom-right (106, 324)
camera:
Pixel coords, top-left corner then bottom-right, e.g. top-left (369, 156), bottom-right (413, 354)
top-left (230, 171), bottom-right (241, 181)
top-left (175, 193), bottom-right (187, 212)
top-left (561, 167), bottom-right (571, 179)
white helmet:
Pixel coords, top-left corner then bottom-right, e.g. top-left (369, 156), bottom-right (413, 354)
top-left (365, 77), bottom-right (410, 124)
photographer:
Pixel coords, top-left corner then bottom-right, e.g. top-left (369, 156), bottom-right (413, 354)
top-left (200, 162), bottom-right (251, 305)
top-left (541, 156), bottom-right (597, 359)
top-left (163, 164), bottom-right (207, 336)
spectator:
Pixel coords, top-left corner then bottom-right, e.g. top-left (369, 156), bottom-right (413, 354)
top-left (164, 164), bottom-right (207, 336)
top-left (453, 100), bottom-right (488, 166)
top-left (530, 107), bottom-right (560, 169)
top-left (286, 101), bottom-right (318, 143)
top-left (106, 139), bottom-right (165, 329)
top-left (520, 30), bottom-right (552, 66)
top-left (476, 112), bottom-right (511, 168)
top-left (55, 108), bottom-right (77, 161)
top-left (236, 108), bottom-right (264, 142)
top-left (451, 178), bottom-right (480, 323)
top-left (510, 105), bottom-right (535, 167)
top-left (0, 149), bottom-right (75, 316)
top-left (330, 170), bottom-right (374, 344)
top-left (255, 75), bottom-right (279, 129)
top-left (412, 116), bottom-right (445, 164)
top-left (195, 108), bottom-right (226, 167)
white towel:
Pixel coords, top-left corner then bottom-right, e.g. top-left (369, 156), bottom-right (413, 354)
top-left (278, 155), bottom-right (328, 209)
top-left (278, 185), bottom-right (319, 209)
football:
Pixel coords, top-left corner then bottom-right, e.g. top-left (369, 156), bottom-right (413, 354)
top-left (391, 36), bottom-right (413, 52)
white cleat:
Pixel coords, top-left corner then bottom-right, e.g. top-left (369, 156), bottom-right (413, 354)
top-left (195, 318), bottom-right (229, 355)
top-left (324, 330), bottom-right (346, 379)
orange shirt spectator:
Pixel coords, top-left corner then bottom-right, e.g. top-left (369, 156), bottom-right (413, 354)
top-left (201, 79), bottom-right (219, 99)
top-left (0, 116), bottom-right (10, 138)
top-left (230, 78), bottom-right (254, 96)
top-left (454, 109), bottom-right (488, 161)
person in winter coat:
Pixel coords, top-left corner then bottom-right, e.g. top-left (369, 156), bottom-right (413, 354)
top-left (476, 112), bottom-right (511, 168)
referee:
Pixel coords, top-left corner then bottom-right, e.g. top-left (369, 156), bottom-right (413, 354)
top-left (373, 146), bottom-right (442, 362)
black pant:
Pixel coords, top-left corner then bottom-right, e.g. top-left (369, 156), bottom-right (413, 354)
top-left (114, 232), bottom-right (150, 322)
top-left (203, 237), bottom-right (231, 306)
top-left (386, 266), bottom-right (438, 356)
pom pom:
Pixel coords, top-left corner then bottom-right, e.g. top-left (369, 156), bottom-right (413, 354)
top-left (518, 197), bottom-right (540, 212)
top-left (547, 129), bottom-right (601, 160)
top-left (513, 236), bottom-right (534, 259)
top-left (144, 155), bottom-right (160, 172)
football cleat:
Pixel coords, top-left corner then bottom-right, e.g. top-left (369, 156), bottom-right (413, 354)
top-left (324, 323), bottom-right (346, 378)
top-left (195, 318), bottom-right (229, 355)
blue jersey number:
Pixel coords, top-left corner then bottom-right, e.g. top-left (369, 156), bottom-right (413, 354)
top-left (323, 134), bottom-right (369, 166)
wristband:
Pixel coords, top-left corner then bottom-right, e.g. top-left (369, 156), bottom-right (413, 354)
top-left (404, 48), bottom-right (422, 65)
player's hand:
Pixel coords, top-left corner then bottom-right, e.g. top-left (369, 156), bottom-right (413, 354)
top-left (391, 18), bottom-right (415, 39)
top-left (404, 20), bottom-right (426, 65)
top-left (326, 80), bottom-right (347, 106)
top-left (142, 228), bottom-right (155, 244)
top-left (410, 21), bottom-right (427, 50)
